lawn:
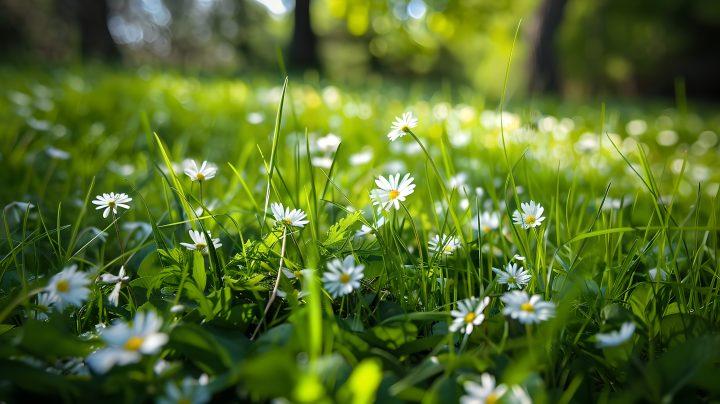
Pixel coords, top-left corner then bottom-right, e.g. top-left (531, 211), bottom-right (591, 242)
top-left (1, 63), bottom-right (720, 403)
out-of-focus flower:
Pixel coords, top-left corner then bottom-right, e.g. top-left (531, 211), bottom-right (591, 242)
top-left (450, 296), bottom-right (490, 334)
top-left (322, 256), bottom-right (364, 298)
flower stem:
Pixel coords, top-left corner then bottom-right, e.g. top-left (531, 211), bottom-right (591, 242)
top-left (199, 180), bottom-right (204, 206)
top-left (251, 226), bottom-right (288, 340)
top-left (459, 332), bottom-right (470, 353)
top-left (111, 212), bottom-right (126, 268)
top-left (0, 287), bottom-right (44, 324)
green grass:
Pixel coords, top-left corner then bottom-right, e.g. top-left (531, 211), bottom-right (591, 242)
top-left (1, 63), bottom-right (720, 403)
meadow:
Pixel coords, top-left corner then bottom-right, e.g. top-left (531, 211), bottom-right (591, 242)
top-left (1, 60), bottom-right (720, 403)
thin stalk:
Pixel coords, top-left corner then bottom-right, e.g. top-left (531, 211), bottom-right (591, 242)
top-left (251, 226), bottom-right (288, 340)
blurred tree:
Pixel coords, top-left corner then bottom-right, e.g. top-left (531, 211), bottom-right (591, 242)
top-left (526, 0), bottom-right (569, 94)
top-left (290, 0), bottom-right (318, 68)
top-left (61, 0), bottom-right (119, 58)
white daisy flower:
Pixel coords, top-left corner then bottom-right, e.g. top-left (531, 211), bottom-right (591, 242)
top-left (596, 322), bottom-right (636, 348)
top-left (31, 293), bottom-right (56, 320)
top-left (317, 133), bottom-right (341, 152)
top-left (513, 255), bottom-right (526, 261)
top-left (371, 173), bottom-right (416, 212)
top-left (428, 234), bottom-right (462, 255)
top-left (158, 377), bottom-right (211, 404)
top-left (99, 266), bottom-right (130, 307)
top-left (356, 216), bottom-right (386, 236)
top-left (512, 200), bottom-right (546, 229)
top-left (460, 373), bottom-right (508, 404)
top-left (472, 211), bottom-right (500, 235)
top-left (184, 160), bottom-right (217, 182)
top-left (45, 265), bottom-right (91, 311)
top-left (450, 296), bottom-right (490, 334)
top-left (276, 289), bottom-right (310, 300)
top-left (387, 112), bottom-right (418, 141)
top-left (322, 255), bottom-right (365, 298)
top-left (92, 192), bottom-right (132, 219)
top-left (54, 357), bottom-right (90, 376)
top-left (500, 290), bottom-right (556, 325)
top-left (271, 202), bottom-right (309, 228)
top-left (179, 230), bottom-right (222, 254)
top-left (85, 310), bottom-right (169, 374)
top-left (649, 267), bottom-right (667, 282)
top-left (492, 262), bottom-right (531, 290)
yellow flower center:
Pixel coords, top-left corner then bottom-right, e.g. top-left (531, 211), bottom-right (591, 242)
top-left (195, 243), bottom-right (207, 251)
top-left (124, 336), bottom-right (144, 351)
top-left (282, 219), bottom-right (293, 225)
top-left (525, 215), bottom-right (536, 225)
top-left (388, 190), bottom-right (401, 200)
top-left (340, 274), bottom-right (351, 284)
top-left (108, 201), bottom-right (116, 208)
top-left (484, 225), bottom-right (491, 233)
top-left (294, 271), bottom-right (302, 278)
top-left (444, 246), bottom-right (453, 252)
top-left (521, 302), bottom-right (534, 312)
top-left (56, 280), bottom-right (70, 293)
top-left (464, 312), bottom-right (476, 324)
top-left (508, 276), bottom-right (517, 284)
top-left (197, 172), bottom-right (205, 181)
top-left (486, 393), bottom-right (498, 404)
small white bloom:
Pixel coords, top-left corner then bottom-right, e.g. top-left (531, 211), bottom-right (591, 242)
top-left (371, 173), bottom-right (416, 212)
top-left (492, 263), bottom-right (531, 290)
top-left (170, 305), bottom-right (185, 313)
top-left (500, 290), bottom-right (555, 324)
top-left (45, 265), bottom-right (91, 311)
top-left (92, 192), bottom-right (132, 219)
top-left (428, 234), bottom-right (461, 255)
top-left (158, 377), bottom-right (211, 404)
top-left (317, 133), bottom-right (341, 152)
top-left (99, 266), bottom-right (130, 307)
top-left (184, 160), bottom-right (217, 182)
top-left (322, 256), bottom-right (365, 298)
top-left (514, 254), bottom-right (526, 261)
top-left (31, 293), bottom-right (56, 320)
top-left (388, 112), bottom-right (418, 141)
top-left (85, 310), bottom-right (169, 374)
top-left (450, 296), bottom-right (490, 334)
top-left (179, 230), bottom-right (222, 254)
top-left (356, 216), bottom-right (386, 236)
top-left (596, 322), bottom-right (636, 348)
top-left (282, 267), bottom-right (314, 281)
top-left (311, 157), bottom-right (333, 169)
top-left (512, 200), bottom-right (546, 229)
top-left (271, 202), bottom-right (309, 228)
top-left (472, 211), bottom-right (500, 235)
top-left (276, 289), bottom-right (310, 300)
top-left (649, 267), bottom-right (667, 282)
top-left (154, 358), bottom-right (171, 375)
top-left (54, 357), bottom-right (90, 376)
top-left (460, 373), bottom-right (508, 404)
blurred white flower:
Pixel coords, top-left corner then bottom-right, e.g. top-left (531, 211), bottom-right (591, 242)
top-left (179, 230), bottom-right (222, 254)
top-left (31, 293), bottom-right (56, 320)
top-left (500, 291), bottom-right (555, 324)
top-left (316, 133), bottom-right (341, 152)
top-left (158, 377), bottom-right (211, 404)
top-left (472, 211), bottom-right (500, 235)
top-left (596, 322), bottom-right (636, 348)
top-left (276, 289), bottom-right (310, 300)
top-left (86, 310), bottom-right (168, 374)
top-left (492, 262), bottom-right (531, 290)
top-left (512, 201), bottom-right (546, 229)
top-left (184, 160), bottom-right (217, 182)
top-left (356, 216), bottom-right (386, 236)
top-left (92, 193), bottom-right (132, 219)
top-left (349, 147), bottom-right (374, 166)
top-left (99, 266), bottom-right (130, 307)
top-left (460, 373), bottom-right (508, 404)
top-left (45, 265), bottom-right (91, 311)
top-left (450, 296), bottom-right (490, 334)
top-left (388, 112), bottom-right (418, 141)
top-left (322, 256), bottom-right (364, 298)
top-left (311, 157), bottom-right (333, 169)
top-left (371, 173), bottom-right (416, 212)
top-left (428, 234), bottom-right (461, 255)
top-left (271, 203), bottom-right (309, 228)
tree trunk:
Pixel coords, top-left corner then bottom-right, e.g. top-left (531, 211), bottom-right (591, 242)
top-left (289, 0), bottom-right (318, 69)
top-left (527, 0), bottom-right (569, 94)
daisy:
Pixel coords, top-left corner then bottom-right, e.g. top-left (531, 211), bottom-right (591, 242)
top-left (356, 216), bottom-right (386, 236)
top-left (428, 234), bottom-right (462, 255)
top-left (85, 310), bottom-right (169, 374)
top-left (99, 266), bottom-right (130, 307)
top-left (180, 230), bottom-right (222, 254)
top-left (277, 289), bottom-right (310, 300)
top-left (460, 373), bottom-right (508, 404)
top-left (282, 267), bottom-right (314, 281)
top-left (500, 290), bottom-right (556, 324)
top-left (184, 160), bottom-right (217, 182)
top-left (450, 296), bottom-right (490, 334)
top-left (512, 201), bottom-right (546, 229)
top-left (317, 133), bottom-right (341, 152)
top-left (322, 255), bottom-right (365, 298)
top-left (388, 112), bottom-right (418, 141)
top-left (492, 262), bottom-right (531, 290)
top-left (31, 293), bottom-right (56, 320)
top-left (596, 322), bottom-right (636, 348)
top-left (45, 265), bottom-right (91, 311)
top-left (158, 377), bottom-right (211, 404)
top-left (271, 202), bottom-right (309, 228)
top-left (472, 211), bottom-right (500, 235)
top-left (92, 192), bottom-right (132, 219)
top-left (371, 173), bottom-right (416, 212)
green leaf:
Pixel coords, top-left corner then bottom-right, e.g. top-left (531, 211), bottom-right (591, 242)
top-left (323, 211), bottom-right (362, 248)
top-left (168, 323), bottom-right (232, 374)
top-left (336, 358), bottom-right (384, 404)
top-left (192, 251), bottom-right (207, 292)
top-left (360, 322), bottom-right (418, 353)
